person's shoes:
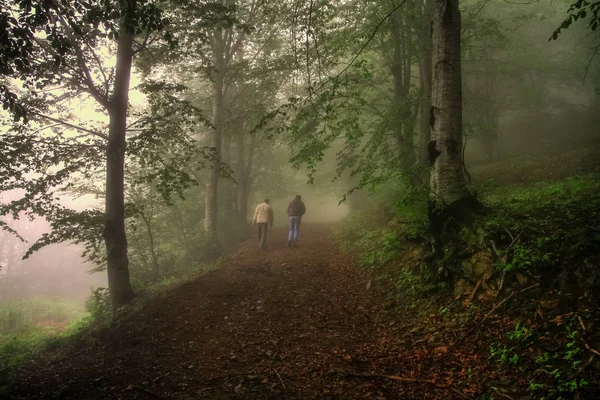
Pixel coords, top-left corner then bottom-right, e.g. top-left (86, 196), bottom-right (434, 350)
top-left (293, 241), bottom-right (298, 247)
top-left (288, 240), bottom-right (291, 247)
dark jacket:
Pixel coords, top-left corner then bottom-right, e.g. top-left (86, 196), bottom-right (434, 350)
top-left (287, 199), bottom-right (306, 217)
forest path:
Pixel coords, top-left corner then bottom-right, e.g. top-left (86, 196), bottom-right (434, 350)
top-left (10, 224), bottom-right (459, 399)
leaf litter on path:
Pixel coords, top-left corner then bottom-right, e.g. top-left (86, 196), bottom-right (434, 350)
top-left (10, 224), bottom-right (477, 399)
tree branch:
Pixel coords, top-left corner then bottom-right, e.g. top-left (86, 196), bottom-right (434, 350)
top-left (50, 0), bottom-right (110, 108)
top-left (29, 111), bottom-right (108, 140)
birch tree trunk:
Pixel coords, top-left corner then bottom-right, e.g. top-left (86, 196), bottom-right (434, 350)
top-left (429, 0), bottom-right (467, 206)
top-left (105, 16), bottom-right (135, 309)
top-left (204, 28), bottom-right (225, 253)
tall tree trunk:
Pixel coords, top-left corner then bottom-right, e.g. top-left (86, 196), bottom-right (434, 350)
top-left (235, 131), bottom-right (248, 228)
top-left (236, 129), bottom-right (258, 230)
top-left (139, 211), bottom-right (160, 282)
top-left (429, 0), bottom-right (467, 206)
top-left (237, 177), bottom-right (249, 228)
top-left (419, 0), bottom-right (434, 177)
top-left (221, 133), bottom-right (236, 214)
top-left (390, 8), bottom-right (414, 170)
top-left (483, 105), bottom-right (498, 162)
top-left (105, 20), bottom-right (135, 310)
top-left (204, 28), bottom-right (225, 253)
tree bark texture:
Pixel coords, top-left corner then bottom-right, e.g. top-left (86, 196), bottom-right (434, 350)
top-left (105, 21), bottom-right (135, 310)
top-left (390, 7), bottom-right (415, 171)
top-left (204, 28), bottom-right (225, 246)
top-left (235, 129), bottom-right (257, 230)
top-left (429, 0), bottom-right (467, 206)
top-left (419, 0), bottom-right (434, 172)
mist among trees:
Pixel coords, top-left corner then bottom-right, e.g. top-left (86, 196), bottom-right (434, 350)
top-left (1, 0), bottom-right (600, 398)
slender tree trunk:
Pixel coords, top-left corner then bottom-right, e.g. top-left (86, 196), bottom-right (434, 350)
top-left (235, 131), bottom-right (248, 227)
top-left (105, 21), bottom-right (135, 310)
top-left (204, 28), bottom-right (225, 253)
top-left (239, 128), bottom-right (257, 226)
top-left (390, 9), bottom-right (413, 169)
top-left (221, 133), bottom-right (236, 214)
top-left (419, 0), bottom-right (434, 177)
top-left (390, 5), bottom-right (419, 188)
top-left (139, 211), bottom-right (160, 282)
top-left (483, 105), bottom-right (498, 162)
top-left (429, 0), bottom-right (467, 206)
top-left (237, 177), bottom-right (249, 227)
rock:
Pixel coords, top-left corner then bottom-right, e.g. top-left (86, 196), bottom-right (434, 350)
top-left (515, 272), bottom-right (529, 286)
top-left (461, 261), bottom-right (474, 276)
top-left (474, 261), bottom-right (493, 280)
top-left (539, 298), bottom-right (559, 309)
top-left (482, 281), bottom-right (498, 296)
top-left (455, 279), bottom-right (473, 298)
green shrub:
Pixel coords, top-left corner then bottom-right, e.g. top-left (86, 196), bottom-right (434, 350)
top-left (85, 288), bottom-right (111, 321)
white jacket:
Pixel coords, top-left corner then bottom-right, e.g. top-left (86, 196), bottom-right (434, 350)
top-left (253, 202), bottom-right (274, 224)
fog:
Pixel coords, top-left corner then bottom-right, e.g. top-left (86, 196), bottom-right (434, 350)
top-left (1, 0), bottom-right (599, 336)
top-left (265, 193), bottom-right (350, 228)
top-left (0, 202), bottom-right (107, 305)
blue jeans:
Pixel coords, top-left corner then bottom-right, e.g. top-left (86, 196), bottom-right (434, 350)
top-left (288, 216), bottom-right (301, 243)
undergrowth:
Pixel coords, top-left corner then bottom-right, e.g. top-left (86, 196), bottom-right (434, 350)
top-left (480, 174), bottom-right (600, 290)
top-left (0, 264), bottom-right (215, 391)
top-left (337, 171), bottom-right (600, 398)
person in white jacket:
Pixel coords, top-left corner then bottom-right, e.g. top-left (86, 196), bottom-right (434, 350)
top-left (253, 199), bottom-right (274, 249)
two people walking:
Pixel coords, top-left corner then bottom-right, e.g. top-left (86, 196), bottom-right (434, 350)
top-left (252, 195), bottom-right (306, 249)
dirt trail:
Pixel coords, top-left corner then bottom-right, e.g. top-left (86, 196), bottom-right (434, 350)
top-left (9, 224), bottom-right (457, 400)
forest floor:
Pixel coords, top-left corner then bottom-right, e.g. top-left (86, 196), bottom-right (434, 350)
top-left (8, 224), bottom-right (493, 400)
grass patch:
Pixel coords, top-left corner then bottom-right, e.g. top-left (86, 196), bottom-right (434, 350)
top-left (478, 174), bottom-right (600, 281)
top-left (0, 263), bottom-right (216, 390)
top-left (0, 297), bottom-right (90, 390)
top-left (482, 174), bottom-right (600, 212)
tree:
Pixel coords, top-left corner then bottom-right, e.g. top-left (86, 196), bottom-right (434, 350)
top-left (204, 21), bottom-right (226, 252)
top-left (429, 0), bottom-right (467, 207)
top-left (0, 0), bottom-right (185, 309)
top-left (418, 0), bottom-right (434, 173)
top-left (104, 0), bottom-right (138, 307)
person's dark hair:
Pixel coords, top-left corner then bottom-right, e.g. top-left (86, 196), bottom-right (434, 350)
top-left (264, 199), bottom-right (270, 204)
top-left (295, 195), bottom-right (301, 200)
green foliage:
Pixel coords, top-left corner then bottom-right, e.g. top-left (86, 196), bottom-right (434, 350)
top-left (438, 306), bottom-right (450, 318)
top-left (490, 344), bottom-right (520, 366)
top-left (84, 288), bottom-right (112, 322)
top-left (0, 330), bottom-right (51, 387)
top-left (0, 297), bottom-right (85, 336)
top-left (483, 175), bottom-right (600, 211)
top-left (335, 188), bottom-right (435, 299)
top-left (393, 190), bottom-right (429, 241)
top-left (489, 316), bottom-right (592, 398)
top-left (490, 322), bottom-right (531, 366)
top-left (482, 175), bottom-right (600, 278)
top-left (506, 322), bottom-right (532, 342)
top-left (0, 297), bottom-right (88, 386)
top-left (501, 244), bottom-right (534, 272)
top-left (551, 0), bottom-right (600, 40)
